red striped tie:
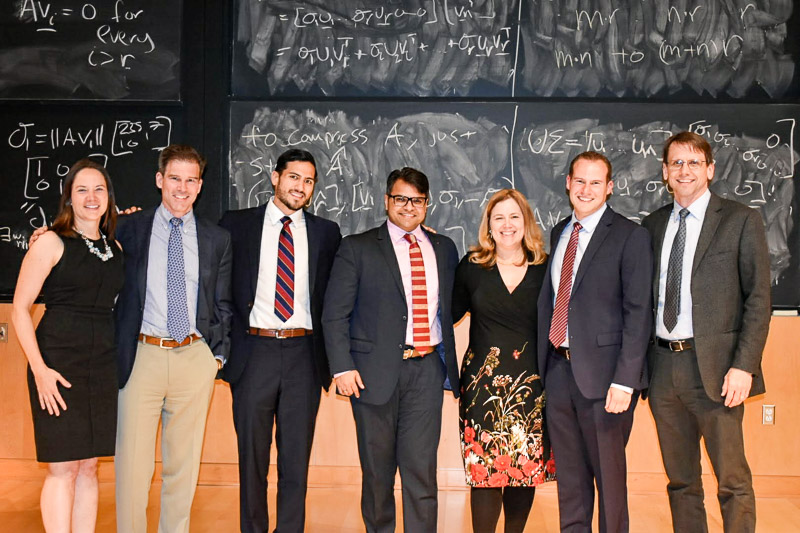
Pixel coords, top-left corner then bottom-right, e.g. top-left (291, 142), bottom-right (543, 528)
top-left (274, 216), bottom-right (294, 322)
top-left (405, 234), bottom-right (431, 350)
top-left (549, 222), bottom-right (582, 348)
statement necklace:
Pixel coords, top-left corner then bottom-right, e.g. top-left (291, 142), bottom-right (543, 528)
top-left (76, 229), bottom-right (114, 262)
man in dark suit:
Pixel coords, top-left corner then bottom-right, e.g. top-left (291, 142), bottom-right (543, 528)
top-left (114, 145), bottom-right (233, 533)
top-left (219, 149), bottom-right (341, 532)
top-left (642, 131), bottom-right (770, 532)
top-left (538, 151), bottom-right (653, 533)
top-left (322, 167), bottom-right (460, 532)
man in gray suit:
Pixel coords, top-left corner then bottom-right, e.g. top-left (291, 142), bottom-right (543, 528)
top-left (642, 131), bottom-right (771, 533)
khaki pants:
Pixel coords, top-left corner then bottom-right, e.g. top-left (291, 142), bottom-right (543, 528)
top-left (115, 340), bottom-right (218, 533)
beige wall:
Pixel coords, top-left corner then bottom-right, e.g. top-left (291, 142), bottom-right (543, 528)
top-left (1, 304), bottom-right (798, 491)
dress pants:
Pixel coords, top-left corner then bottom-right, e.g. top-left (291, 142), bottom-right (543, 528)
top-left (232, 335), bottom-right (321, 533)
top-left (351, 351), bottom-right (445, 533)
top-left (115, 340), bottom-right (218, 533)
top-left (648, 344), bottom-right (755, 533)
top-left (545, 352), bottom-right (636, 533)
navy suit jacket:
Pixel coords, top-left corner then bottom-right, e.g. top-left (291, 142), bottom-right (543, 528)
top-left (219, 205), bottom-right (341, 389)
top-left (114, 207), bottom-right (233, 388)
top-left (322, 222), bottom-right (460, 405)
top-left (537, 207), bottom-right (653, 399)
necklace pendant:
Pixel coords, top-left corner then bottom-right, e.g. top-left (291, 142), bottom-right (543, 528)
top-left (76, 229), bottom-right (114, 261)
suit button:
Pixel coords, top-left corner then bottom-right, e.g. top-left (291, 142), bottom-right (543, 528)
top-left (402, 316), bottom-right (407, 321)
top-left (248, 301), bottom-right (254, 309)
top-left (398, 343), bottom-right (403, 349)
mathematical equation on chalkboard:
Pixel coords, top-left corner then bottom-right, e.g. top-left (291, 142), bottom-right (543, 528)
top-left (1, 115), bottom-right (172, 244)
top-left (233, 0), bottom-right (796, 98)
top-left (229, 103), bottom-right (798, 285)
top-left (0, 0), bottom-right (182, 100)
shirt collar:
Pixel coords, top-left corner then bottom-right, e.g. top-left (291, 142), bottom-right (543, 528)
top-left (673, 189), bottom-right (711, 221)
top-left (157, 203), bottom-right (194, 228)
top-left (267, 197), bottom-right (304, 226)
top-left (387, 220), bottom-right (427, 244)
top-left (570, 203), bottom-right (607, 234)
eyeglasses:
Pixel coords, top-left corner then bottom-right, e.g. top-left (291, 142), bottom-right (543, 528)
top-left (388, 194), bottom-right (429, 208)
top-left (667, 159), bottom-right (707, 170)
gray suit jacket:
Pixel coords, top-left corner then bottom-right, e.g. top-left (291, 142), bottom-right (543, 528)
top-left (642, 193), bottom-right (770, 401)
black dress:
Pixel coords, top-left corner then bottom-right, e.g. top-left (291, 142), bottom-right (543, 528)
top-left (453, 255), bottom-right (555, 487)
top-left (27, 234), bottom-right (124, 462)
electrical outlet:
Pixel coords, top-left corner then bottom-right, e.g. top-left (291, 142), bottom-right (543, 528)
top-left (762, 405), bottom-right (775, 425)
top-left (0, 323), bottom-right (7, 343)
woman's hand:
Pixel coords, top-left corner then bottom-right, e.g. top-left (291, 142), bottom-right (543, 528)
top-left (31, 365), bottom-right (71, 416)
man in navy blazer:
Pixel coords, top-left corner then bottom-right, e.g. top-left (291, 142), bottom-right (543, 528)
top-left (114, 145), bottom-right (233, 533)
top-left (538, 151), bottom-right (652, 533)
top-left (323, 167), bottom-right (460, 532)
top-left (219, 149), bottom-right (341, 532)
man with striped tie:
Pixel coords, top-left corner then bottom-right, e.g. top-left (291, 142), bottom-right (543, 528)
top-left (537, 151), bottom-right (653, 533)
top-left (323, 167), bottom-right (460, 532)
top-left (219, 149), bottom-right (341, 532)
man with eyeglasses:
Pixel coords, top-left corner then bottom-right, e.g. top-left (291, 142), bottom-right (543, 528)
top-left (323, 167), bottom-right (460, 532)
top-left (642, 131), bottom-right (770, 532)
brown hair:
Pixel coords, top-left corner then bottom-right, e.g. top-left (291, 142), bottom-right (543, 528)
top-left (468, 189), bottom-right (546, 267)
top-left (568, 151), bottom-right (612, 182)
top-left (662, 131), bottom-right (714, 165)
top-left (158, 144), bottom-right (207, 176)
top-left (51, 159), bottom-right (118, 239)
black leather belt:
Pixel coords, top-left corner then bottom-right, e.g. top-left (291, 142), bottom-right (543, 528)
top-left (550, 343), bottom-right (571, 361)
top-left (657, 337), bottom-right (694, 352)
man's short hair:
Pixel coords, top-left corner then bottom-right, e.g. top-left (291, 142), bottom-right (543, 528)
top-left (274, 149), bottom-right (317, 180)
top-left (568, 151), bottom-right (612, 182)
top-left (662, 131), bottom-right (714, 165)
top-left (158, 144), bottom-right (206, 176)
top-left (386, 167), bottom-right (430, 198)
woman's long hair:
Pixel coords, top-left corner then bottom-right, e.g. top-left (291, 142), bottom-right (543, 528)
top-left (50, 159), bottom-right (118, 239)
top-left (468, 188), bottom-right (546, 267)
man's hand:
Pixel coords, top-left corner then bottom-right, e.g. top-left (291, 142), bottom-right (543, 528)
top-left (605, 387), bottom-right (632, 413)
top-left (119, 206), bottom-right (142, 215)
top-left (721, 368), bottom-right (753, 407)
top-left (334, 370), bottom-right (365, 398)
top-left (29, 226), bottom-right (49, 247)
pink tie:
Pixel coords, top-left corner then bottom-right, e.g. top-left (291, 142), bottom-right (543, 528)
top-left (549, 222), bottom-right (582, 348)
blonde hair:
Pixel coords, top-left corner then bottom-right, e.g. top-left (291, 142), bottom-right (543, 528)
top-left (468, 189), bottom-right (546, 267)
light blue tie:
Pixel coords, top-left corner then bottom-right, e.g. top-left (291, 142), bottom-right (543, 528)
top-left (167, 217), bottom-right (190, 343)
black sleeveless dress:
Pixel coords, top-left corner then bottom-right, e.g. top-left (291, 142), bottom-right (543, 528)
top-left (27, 234), bottom-right (124, 462)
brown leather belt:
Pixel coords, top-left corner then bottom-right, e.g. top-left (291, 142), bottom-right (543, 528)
top-left (139, 333), bottom-right (202, 349)
top-left (657, 337), bottom-right (694, 352)
top-left (550, 343), bottom-right (571, 361)
top-left (403, 345), bottom-right (435, 360)
top-left (248, 327), bottom-right (313, 339)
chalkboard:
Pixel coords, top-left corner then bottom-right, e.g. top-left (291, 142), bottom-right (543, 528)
top-left (0, 0), bottom-right (182, 100)
top-left (232, 0), bottom-right (799, 99)
top-left (0, 108), bottom-right (182, 298)
top-left (229, 102), bottom-right (800, 307)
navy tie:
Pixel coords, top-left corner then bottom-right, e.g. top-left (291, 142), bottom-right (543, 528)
top-left (664, 208), bottom-right (689, 332)
top-left (167, 217), bottom-right (190, 342)
top-left (274, 216), bottom-right (295, 322)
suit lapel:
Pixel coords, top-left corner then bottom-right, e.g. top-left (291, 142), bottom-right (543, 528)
top-left (377, 223), bottom-right (406, 302)
top-left (248, 205), bottom-right (268, 298)
top-left (543, 217), bottom-right (570, 310)
top-left (196, 216), bottom-right (211, 319)
top-left (572, 207), bottom-right (614, 293)
top-left (649, 205), bottom-right (671, 305)
top-left (305, 211), bottom-right (320, 295)
top-left (137, 209), bottom-right (157, 306)
top-left (692, 194), bottom-right (723, 275)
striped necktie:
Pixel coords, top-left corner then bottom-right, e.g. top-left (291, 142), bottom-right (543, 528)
top-left (549, 221), bottom-right (582, 348)
top-left (405, 233), bottom-right (431, 350)
top-left (274, 216), bottom-right (294, 322)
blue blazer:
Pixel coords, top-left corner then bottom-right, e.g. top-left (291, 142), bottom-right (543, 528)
top-left (114, 207), bottom-right (233, 388)
top-left (219, 205), bottom-right (341, 388)
top-left (537, 207), bottom-right (653, 399)
top-left (322, 222), bottom-right (460, 405)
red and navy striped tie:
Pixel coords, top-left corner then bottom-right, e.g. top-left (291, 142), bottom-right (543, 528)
top-left (274, 216), bottom-right (294, 322)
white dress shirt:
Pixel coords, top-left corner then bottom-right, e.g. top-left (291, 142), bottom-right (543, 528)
top-left (249, 199), bottom-right (312, 329)
top-left (656, 189), bottom-right (712, 340)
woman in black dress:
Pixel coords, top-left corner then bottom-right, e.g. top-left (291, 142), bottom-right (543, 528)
top-left (453, 189), bottom-right (555, 532)
top-left (12, 159), bottom-right (123, 532)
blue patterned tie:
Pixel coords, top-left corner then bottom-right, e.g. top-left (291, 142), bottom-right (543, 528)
top-left (274, 216), bottom-right (295, 322)
top-left (167, 217), bottom-right (190, 342)
top-left (664, 208), bottom-right (689, 332)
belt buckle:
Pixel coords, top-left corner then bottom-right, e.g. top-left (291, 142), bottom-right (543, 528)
top-left (275, 329), bottom-right (288, 339)
top-left (402, 348), bottom-right (414, 360)
top-left (669, 340), bottom-right (685, 352)
top-left (563, 347), bottom-right (571, 361)
top-left (159, 337), bottom-right (173, 349)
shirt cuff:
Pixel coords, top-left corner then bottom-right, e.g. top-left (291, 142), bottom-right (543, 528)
top-left (610, 383), bottom-right (634, 394)
top-left (334, 370), bottom-right (354, 379)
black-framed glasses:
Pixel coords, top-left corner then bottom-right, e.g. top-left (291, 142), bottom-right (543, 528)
top-left (388, 194), bottom-right (429, 208)
top-left (667, 159), bottom-right (707, 170)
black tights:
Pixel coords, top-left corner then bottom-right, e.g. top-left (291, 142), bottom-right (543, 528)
top-left (470, 486), bottom-right (535, 533)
